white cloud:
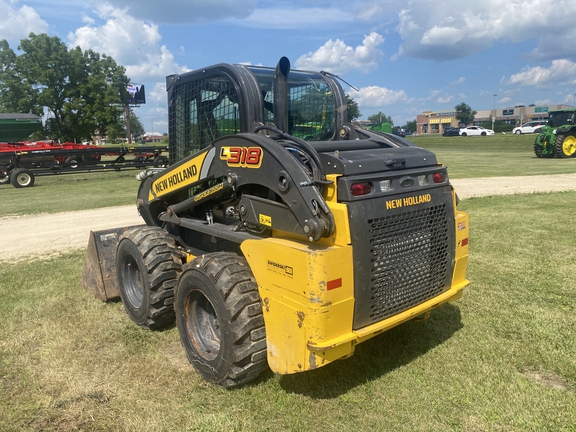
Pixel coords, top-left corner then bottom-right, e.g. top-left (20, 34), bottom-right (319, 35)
top-left (395, 0), bottom-right (576, 61)
top-left (452, 77), bottom-right (466, 85)
top-left (235, 7), bottom-right (352, 29)
top-left (81, 14), bottom-right (95, 25)
top-left (348, 85), bottom-right (409, 107)
top-left (534, 98), bottom-right (554, 106)
top-left (0, 1), bottom-right (48, 44)
top-left (87, 0), bottom-right (256, 24)
top-left (507, 60), bottom-right (576, 88)
top-left (148, 82), bottom-right (167, 105)
top-left (68, 5), bottom-right (189, 81)
top-left (498, 97), bottom-right (512, 105)
top-left (437, 96), bottom-right (453, 104)
top-left (295, 32), bottom-right (384, 75)
top-left (352, 0), bottom-right (406, 23)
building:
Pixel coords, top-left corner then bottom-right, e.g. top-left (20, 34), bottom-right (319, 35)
top-left (417, 104), bottom-right (574, 134)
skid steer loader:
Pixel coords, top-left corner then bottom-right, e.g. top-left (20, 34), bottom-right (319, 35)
top-left (83, 57), bottom-right (469, 387)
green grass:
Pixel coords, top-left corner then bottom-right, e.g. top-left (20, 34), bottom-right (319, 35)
top-left (409, 133), bottom-right (576, 178)
top-left (0, 170), bottom-right (139, 216)
top-left (1, 192), bottom-right (574, 431)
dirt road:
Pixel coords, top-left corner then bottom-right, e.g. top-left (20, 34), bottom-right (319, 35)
top-left (1, 173), bottom-right (576, 263)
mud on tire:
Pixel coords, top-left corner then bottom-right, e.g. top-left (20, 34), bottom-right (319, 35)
top-left (116, 226), bottom-right (183, 329)
top-left (175, 252), bottom-right (267, 388)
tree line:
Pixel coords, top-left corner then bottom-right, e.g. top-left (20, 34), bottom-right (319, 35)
top-left (0, 33), bottom-right (144, 143)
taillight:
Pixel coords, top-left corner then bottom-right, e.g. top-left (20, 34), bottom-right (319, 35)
top-left (432, 172), bottom-right (446, 183)
top-left (350, 182), bottom-right (372, 196)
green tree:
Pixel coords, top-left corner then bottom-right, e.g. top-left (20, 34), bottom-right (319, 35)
top-left (346, 96), bottom-right (361, 122)
top-left (368, 111), bottom-right (393, 126)
top-left (404, 119), bottom-right (417, 132)
top-left (107, 109), bottom-right (145, 143)
top-left (454, 102), bottom-right (477, 126)
top-left (480, 119), bottom-right (513, 133)
top-left (129, 111), bottom-right (145, 141)
top-left (0, 33), bottom-right (129, 142)
top-left (0, 40), bottom-right (39, 116)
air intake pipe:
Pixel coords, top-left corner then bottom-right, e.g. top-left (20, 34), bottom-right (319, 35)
top-left (273, 56), bottom-right (290, 133)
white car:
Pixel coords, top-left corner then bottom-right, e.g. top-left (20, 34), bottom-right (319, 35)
top-left (512, 121), bottom-right (546, 134)
top-left (459, 126), bottom-right (495, 136)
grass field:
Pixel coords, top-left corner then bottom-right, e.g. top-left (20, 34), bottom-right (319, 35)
top-left (410, 133), bottom-right (576, 178)
top-left (1, 132), bottom-right (575, 217)
top-left (0, 170), bottom-right (140, 216)
top-left (1, 192), bottom-right (574, 431)
top-left (0, 135), bottom-right (575, 430)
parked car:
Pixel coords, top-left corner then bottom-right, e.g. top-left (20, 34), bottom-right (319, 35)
top-left (512, 121), bottom-right (547, 134)
top-left (442, 127), bottom-right (461, 137)
top-left (459, 126), bottom-right (494, 136)
top-left (392, 128), bottom-right (405, 137)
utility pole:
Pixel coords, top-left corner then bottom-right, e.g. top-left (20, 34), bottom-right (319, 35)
top-left (492, 94), bottom-right (497, 131)
top-left (125, 105), bottom-right (132, 144)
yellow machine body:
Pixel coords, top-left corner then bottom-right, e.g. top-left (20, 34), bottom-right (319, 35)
top-left (241, 176), bottom-right (469, 374)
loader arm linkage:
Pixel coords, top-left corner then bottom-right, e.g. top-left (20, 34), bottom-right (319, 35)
top-left (138, 132), bottom-right (335, 242)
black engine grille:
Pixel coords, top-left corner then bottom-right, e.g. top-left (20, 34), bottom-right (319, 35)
top-left (347, 192), bottom-right (455, 331)
top-left (366, 204), bottom-right (450, 323)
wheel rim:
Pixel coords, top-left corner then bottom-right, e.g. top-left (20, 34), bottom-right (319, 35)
top-left (0, 175), bottom-right (9, 184)
top-left (122, 255), bottom-right (144, 308)
top-left (17, 173), bottom-right (32, 186)
top-left (562, 136), bottom-right (576, 156)
top-left (185, 289), bottom-right (220, 361)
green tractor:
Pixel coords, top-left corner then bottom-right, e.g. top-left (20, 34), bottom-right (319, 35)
top-left (533, 109), bottom-right (576, 158)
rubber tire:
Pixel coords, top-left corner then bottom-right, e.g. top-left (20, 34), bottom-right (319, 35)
top-left (0, 174), bottom-right (10, 184)
top-left (534, 139), bottom-right (544, 158)
top-left (515, 130), bottom-right (521, 135)
top-left (481, 132), bottom-right (486, 136)
top-left (553, 133), bottom-right (576, 158)
top-left (116, 226), bottom-right (182, 329)
top-left (461, 132), bottom-right (467, 136)
top-left (153, 155), bottom-right (169, 167)
top-left (65, 156), bottom-right (81, 168)
top-left (175, 252), bottom-right (267, 388)
top-left (134, 156), bottom-right (147, 168)
top-left (10, 168), bottom-right (35, 188)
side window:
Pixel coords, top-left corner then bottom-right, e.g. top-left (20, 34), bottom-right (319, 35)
top-left (248, 67), bottom-right (337, 141)
top-left (289, 81), bottom-right (335, 141)
top-left (172, 76), bottom-right (240, 161)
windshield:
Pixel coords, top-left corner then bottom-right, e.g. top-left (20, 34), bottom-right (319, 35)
top-left (547, 111), bottom-right (575, 128)
top-left (246, 66), bottom-right (336, 141)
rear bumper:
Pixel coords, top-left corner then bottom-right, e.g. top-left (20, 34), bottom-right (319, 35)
top-left (307, 278), bottom-right (468, 352)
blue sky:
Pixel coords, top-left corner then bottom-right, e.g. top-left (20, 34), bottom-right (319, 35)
top-left (2, 0), bottom-right (576, 134)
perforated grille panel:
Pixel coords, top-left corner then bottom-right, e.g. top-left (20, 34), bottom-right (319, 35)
top-left (367, 204), bottom-right (450, 322)
top-left (349, 191), bottom-right (455, 330)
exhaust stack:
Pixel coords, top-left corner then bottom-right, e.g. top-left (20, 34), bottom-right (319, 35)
top-left (273, 56), bottom-right (290, 133)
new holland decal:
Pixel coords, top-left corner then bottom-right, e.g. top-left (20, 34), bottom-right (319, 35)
top-left (154, 165), bottom-right (198, 195)
top-left (149, 151), bottom-right (207, 200)
top-left (385, 193), bottom-right (432, 210)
